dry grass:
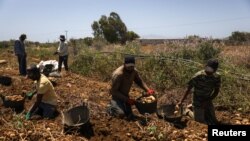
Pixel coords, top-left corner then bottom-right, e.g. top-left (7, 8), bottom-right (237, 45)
top-left (220, 45), bottom-right (250, 68)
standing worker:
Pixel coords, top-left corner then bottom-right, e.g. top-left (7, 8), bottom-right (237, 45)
top-left (14, 34), bottom-right (27, 76)
top-left (56, 35), bottom-right (69, 73)
top-left (178, 59), bottom-right (221, 125)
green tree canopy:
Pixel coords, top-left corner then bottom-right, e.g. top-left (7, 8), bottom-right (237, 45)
top-left (91, 12), bottom-right (139, 44)
top-left (228, 31), bottom-right (250, 45)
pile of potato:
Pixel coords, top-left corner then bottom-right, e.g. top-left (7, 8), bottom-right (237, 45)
top-left (139, 95), bottom-right (156, 104)
top-left (5, 95), bottom-right (24, 101)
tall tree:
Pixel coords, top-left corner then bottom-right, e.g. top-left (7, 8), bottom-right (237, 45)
top-left (91, 12), bottom-right (139, 44)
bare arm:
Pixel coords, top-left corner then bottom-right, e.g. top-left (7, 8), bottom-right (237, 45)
top-left (134, 72), bottom-right (149, 92)
top-left (179, 85), bottom-right (193, 105)
top-left (28, 94), bottom-right (43, 114)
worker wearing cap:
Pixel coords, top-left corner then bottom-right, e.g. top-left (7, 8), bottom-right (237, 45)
top-left (108, 56), bottom-right (155, 120)
top-left (178, 59), bottom-right (221, 125)
top-left (56, 35), bottom-right (69, 73)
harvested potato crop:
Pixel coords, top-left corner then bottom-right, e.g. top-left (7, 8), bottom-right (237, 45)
top-left (5, 95), bottom-right (24, 101)
top-left (139, 95), bottom-right (156, 104)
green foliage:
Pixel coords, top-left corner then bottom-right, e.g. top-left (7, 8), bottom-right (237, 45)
top-left (197, 42), bottom-right (220, 61)
top-left (92, 37), bottom-right (108, 50)
top-left (187, 35), bottom-right (200, 40)
top-left (147, 125), bottom-right (157, 135)
top-left (139, 57), bottom-right (198, 90)
top-left (26, 47), bottom-right (55, 61)
top-left (91, 12), bottom-right (139, 44)
top-left (38, 42), bottom-right (57, 48)
top-left (215, 75), bottom-right (250, 112)
top-left (83, 37), bottom-right (93, 46)
top-left (71, 50), bottom-right (122, 81)
top-left (227, 31), bottom-right (250, 45)
top-left (122, 41), bottom-right (141, 54)
top-left (180, 48), bottom-right (197, 60)
top-left (0, 40), bottom-right (15, 48)
top-left (126, 31), bottom-right (140, 41)
top-left (70, 54), bottom-right (94, 76)
top-left (70, 43), bottom-right (250, 112)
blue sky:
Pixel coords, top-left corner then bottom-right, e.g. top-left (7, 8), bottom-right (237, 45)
top-left (0, 0), bottom-right (250, 42)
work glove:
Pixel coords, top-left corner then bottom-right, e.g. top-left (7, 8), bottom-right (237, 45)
top-left (127, 99), bottom-right (136, 106)
top-left (25, 112), bottom-right (31, 120)
top-left (26, 92), bottom-right (34, 100)
top-left (147, 89), bottom-right (155, 95)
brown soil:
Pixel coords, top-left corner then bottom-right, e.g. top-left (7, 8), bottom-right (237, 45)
top-left (0, 60), bottom-right (249, 141)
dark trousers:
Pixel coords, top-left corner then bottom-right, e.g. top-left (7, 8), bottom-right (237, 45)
top-left (17, 54), bottom-right (27, 75)
top-left (32, 102), bottom-right (57, 119)
top-left (107, 99), bottom-right (133, 118)
top-left (58, 55), bottom-right (68, 72)
top-left (193, 101), bottom-right (218, 125)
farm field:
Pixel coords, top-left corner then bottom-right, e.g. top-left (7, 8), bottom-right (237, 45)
top-left (0, 43), bottom-right (249, 141)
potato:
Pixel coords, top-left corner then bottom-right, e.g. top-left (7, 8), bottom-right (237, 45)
top-left (149, 96), bottom-right (155, 101)
top-left (140, 95), bottom-right (156, 103)
top-left (174, 110), bottom-right (179, 115)
top-left (5, 95), bottom-right (23, 101)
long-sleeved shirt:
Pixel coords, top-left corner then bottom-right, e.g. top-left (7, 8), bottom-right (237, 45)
top-left (110, 65), bottom-right (146, 102)
top-left (14, 40), bottom-right (26, 56)
top-left (57, 41), bottom-right (68, 56)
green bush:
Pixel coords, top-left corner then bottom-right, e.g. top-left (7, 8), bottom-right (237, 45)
top-left (92, 37), bottom-right (108, 50)
top-left (227, 31), bottom-right (250, 45)
top-left (83, 37), bottom-right (93, 46)
top-left (70, 45), bottom-right (250, 112)
top-left (198, 42), bottom-right (220, 61)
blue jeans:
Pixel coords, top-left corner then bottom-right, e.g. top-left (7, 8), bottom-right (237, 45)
top-left (107, 99), bottom-right (133, 118)
top-left (32, 102), bottom-right (56, 119)
top-left (17, 54), bottom-right (27, 75)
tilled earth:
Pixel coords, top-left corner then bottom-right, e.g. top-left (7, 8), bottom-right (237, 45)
top-left (0, 64), bottom-right (249, 141)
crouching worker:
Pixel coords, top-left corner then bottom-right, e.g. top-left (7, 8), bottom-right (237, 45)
top-left (107, 56), bottom-right (155, 120)
top-left (178, 59), bottom-right (221, 125)
top-left (25, 64), bottom-right (58, 120)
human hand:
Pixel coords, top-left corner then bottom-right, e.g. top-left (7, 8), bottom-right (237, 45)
top-left (127, 99), bottom-right (136, 105)
top-left (26, 92), bottom-right (34, 100)
top-left (147, 89), bottom-right (155, 95)
top-left (25, 112), bottom-right (31, 120)
top-left (26, 92), bottom-right (33, 97)
top-left (176, 102), bottom-right (183, 108)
